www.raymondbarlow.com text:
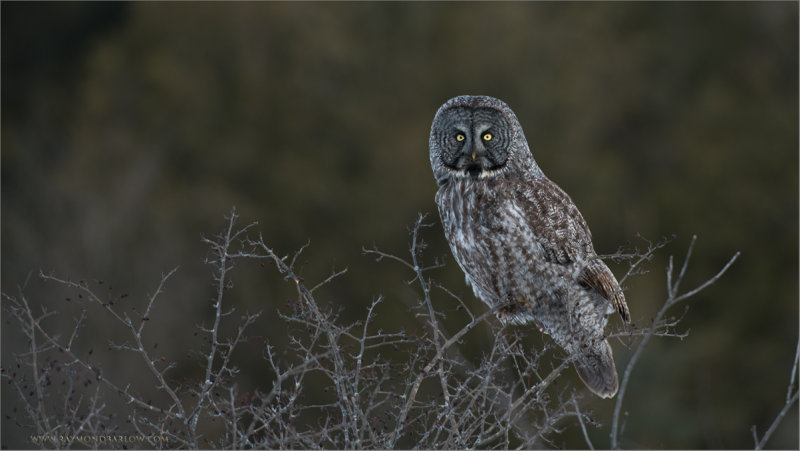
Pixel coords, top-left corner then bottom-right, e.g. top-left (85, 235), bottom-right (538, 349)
top-left (29, 434), bottom-right (168, 445)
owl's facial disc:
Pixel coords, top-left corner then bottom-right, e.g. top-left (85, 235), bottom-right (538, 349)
top-left (438, 108), bottom-right (510, 179)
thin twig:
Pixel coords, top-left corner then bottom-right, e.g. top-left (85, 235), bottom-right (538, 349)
top-left (573, 397), bottom-right (595, 450)
top-left (752, 339), bottom-right (800, 450)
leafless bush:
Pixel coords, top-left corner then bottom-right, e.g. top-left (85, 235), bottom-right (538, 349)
top-left (3, 208), bottom-right (771, 449)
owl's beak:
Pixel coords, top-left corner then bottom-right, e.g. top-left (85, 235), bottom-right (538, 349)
top-left (453, 146), bottom-right (493, 177)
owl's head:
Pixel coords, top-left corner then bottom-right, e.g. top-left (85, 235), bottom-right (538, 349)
top-left (429, 95), bottom-right (539, 185)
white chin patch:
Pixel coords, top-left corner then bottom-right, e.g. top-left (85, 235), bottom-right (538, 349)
top-left (447, 166), bottom-right (506, 179)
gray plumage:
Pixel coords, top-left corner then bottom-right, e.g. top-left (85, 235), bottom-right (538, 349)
top-left (429, 95), bottom-right (630, 398)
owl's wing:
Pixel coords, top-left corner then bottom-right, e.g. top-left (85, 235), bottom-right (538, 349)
top-left (515, 179), bottom-right (630, 322)
top-left (580, 261), bottom-right (630, 322)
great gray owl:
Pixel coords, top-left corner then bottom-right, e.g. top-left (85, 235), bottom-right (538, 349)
top-left (429, 95), bottom-right (630, 398)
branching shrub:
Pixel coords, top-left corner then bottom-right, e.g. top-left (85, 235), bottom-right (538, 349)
top-left (5, 208), bottom-right (787, 450)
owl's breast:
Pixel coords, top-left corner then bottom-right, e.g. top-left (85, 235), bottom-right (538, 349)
top-left (436, 179), bottom-right (503, 249)
top-left (436, 179), bottom-right (545, 308)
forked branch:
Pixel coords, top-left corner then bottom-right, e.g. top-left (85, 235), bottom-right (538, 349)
top-left (610, 236), bottom-right (739, 449)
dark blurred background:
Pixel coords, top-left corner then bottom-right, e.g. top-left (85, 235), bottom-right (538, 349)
top-left (2, 2), bottom-right (797, 449)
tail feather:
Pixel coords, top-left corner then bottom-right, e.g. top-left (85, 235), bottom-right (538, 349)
top-left (574, 339), bottom-right (619, 398)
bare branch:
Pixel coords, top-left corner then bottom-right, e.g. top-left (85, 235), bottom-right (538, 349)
top-left (752, 339), bottom-right (800, 450)
top-left (610, 238), bottom-right (739, 449)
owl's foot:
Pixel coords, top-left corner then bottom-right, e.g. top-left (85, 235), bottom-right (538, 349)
top-left (496, 299), bottom-right (540, 329)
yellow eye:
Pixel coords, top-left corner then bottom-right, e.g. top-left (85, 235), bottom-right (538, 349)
top-left (456, 133), bottom-right (466, 142)
top-left (482, 133), bottom-right (493, 141)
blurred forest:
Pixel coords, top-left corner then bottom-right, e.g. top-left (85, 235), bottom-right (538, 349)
top-left (2, 2), bottom-right (798, 449)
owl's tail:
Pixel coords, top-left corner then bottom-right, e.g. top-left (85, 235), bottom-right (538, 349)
top-left (574, 339), bottom-right (619, 398)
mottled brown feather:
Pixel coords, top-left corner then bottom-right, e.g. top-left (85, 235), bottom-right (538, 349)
top-left (580, 263), bottom-right (630, 323)
top-left (520, 178), bottom-right (630, 323)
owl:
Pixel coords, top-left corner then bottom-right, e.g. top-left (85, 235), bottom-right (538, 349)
top-left (429, 95), bottom-right (630, 398)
